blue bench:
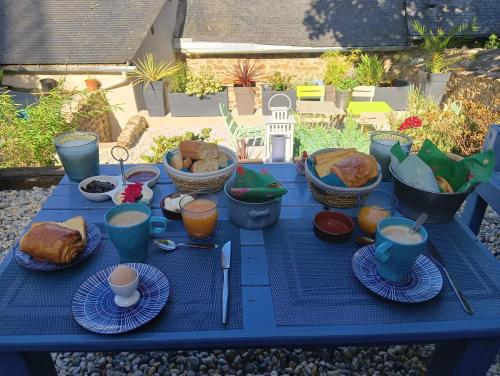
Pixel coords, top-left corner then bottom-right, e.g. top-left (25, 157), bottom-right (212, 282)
top-left (462, 125), bottom-right (500, 234)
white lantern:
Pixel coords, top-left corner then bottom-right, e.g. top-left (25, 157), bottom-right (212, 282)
top-left (264, 93), bottom-right (295, 163)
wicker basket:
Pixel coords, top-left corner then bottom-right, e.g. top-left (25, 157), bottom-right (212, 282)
top-left (305, 148), bottom-right (382, 208)
top-left (163, 145), bottom-right (238, 193)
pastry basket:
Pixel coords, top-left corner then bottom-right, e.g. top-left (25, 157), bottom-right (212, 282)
top-left (305, 148), bottom-right (382, 208)
top-left (163, 145), bottom-right (238, 193)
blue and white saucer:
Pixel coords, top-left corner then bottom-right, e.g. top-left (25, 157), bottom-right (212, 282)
top-left (15, 222), bottom-right (101, 271)
top-left (72, 263), bottom-right (169, 334)
top-left (352, 244), bottom-right (443, 303)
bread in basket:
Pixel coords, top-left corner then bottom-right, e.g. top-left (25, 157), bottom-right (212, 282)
top-left (163, 144), bottom-right (238, 193)
top-left (305, 148), bottom-right (382, 208)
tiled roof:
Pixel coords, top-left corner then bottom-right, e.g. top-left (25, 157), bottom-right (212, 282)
top-left (406, 0), bottom-right (500, 37)
top-left (180, 0), bottom-right (409, 48)
top-left (0, 0), bottom-right (167, 65)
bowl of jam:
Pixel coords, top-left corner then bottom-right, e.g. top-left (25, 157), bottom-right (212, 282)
top-left (124, 165), bottom-right (160, 187)
top-left (78, 176), bottom-right (120, 201)
top-left (313, 211), bottom-right (354, 243)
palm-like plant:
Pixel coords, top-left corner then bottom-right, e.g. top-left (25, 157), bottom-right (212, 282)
top-left (356, 53), bottom-right (385, 86)
top-left (229, 60), bottom-right (265, 87)
top-left (129, 53), bottom-right (179, 88)
top-left (411, 18), bottom-right (479, 73)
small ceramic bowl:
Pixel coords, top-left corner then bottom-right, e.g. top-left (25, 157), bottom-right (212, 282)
top-left (313, 211), bottom-right (355, 243)
top-left (108, 266), bottom-right (140, 308)
top-left (160, 192), bottom-right (185, 220)
top-left (124, 165), bottom-right (160, 187)
top-left (112, 185), bottom-right (154, 207)
top-left (78, 175), bottom-right (120, 202)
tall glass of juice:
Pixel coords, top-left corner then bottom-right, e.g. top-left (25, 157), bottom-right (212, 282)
top-left (180, 192), bottom-right (218, 240)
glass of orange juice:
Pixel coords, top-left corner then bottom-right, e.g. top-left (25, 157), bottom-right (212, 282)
top-left (357, 190), bottom-right (398, 236)
top-left (180, 192), bottom-right (218, 240)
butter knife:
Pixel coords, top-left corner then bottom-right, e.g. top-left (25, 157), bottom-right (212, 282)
top-left (221, 241), bottom-right (231, 324)
top-left (428, 241), bottom-right (473, 315)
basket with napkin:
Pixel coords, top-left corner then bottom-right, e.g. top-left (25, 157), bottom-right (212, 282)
top-left (390, 139), bottom-right (494, 223)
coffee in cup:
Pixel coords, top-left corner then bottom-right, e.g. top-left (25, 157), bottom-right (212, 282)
top-left (109, 210), bottom-right (148, 227)
top-left (375, 217), bottom-right (428, 282)
top-left (381, 225), bottom-right (423, 245)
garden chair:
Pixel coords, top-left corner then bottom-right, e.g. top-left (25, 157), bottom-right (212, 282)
top-left (461, 125), bottom-right (500, 234)
top-left (296, 85), bottom-right (325, 101)
top-left (352, 86), bottom-right (375, 102)
top-left (219, 103), bottom-right (265, 159)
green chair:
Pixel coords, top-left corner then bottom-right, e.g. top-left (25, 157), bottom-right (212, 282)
top-left (296, 85), bottom-right (325, 101)
top-left (219, 103), bottom-right (265, 157)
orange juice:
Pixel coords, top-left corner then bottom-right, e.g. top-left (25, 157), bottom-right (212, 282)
top-left (358, 206), bottom-right (391, 235)
top-left (181, 199), bottom-right (218, 239)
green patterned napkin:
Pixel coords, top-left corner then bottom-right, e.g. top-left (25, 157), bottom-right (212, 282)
top-left (230, 165), bottom-right (288, 203)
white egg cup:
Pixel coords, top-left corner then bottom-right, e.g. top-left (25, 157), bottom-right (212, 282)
top-left (108, 268), bottom-right (140, 308)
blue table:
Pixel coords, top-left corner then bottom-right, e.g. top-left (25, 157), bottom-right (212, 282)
top-left (1, 163), bottom-right (500, 376)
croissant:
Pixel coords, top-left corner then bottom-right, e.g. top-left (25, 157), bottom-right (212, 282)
top-left (20, 223), bottom-right (85, 264)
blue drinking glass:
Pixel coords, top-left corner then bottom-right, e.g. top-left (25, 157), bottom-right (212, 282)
top-left (370, 131), bottom-right (413, 181)
top-left (54, 131), bottom-right (100, 182)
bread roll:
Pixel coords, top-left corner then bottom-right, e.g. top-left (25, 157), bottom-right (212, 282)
top-left (190, 159), bottom-right (219, 173)
top-left (179, 141), bottom-right (219, 160)
top-left (183, 157), bottom-right (193, 169)
top-left (20, 223), bottom-right (85, 264)
top-left (170, 152), bottom-right (184, 170)
top-left (217, 151), bottom-right (228, 168)
top-left (330, 152), bottom-right (378, 188)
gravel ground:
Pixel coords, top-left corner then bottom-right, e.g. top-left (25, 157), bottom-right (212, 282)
top-left (1, 187), bottom-right (499, 376)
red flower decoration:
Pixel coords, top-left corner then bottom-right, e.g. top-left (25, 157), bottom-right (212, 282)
top-left (236, 165), bottom-right (245, 175)
top-left (399, 116), bottom-right (422, 131)
top-left (121, 183), bottom-right (143, 203)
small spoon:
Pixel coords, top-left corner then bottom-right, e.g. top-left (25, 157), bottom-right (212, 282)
top-left (409, 213), bottom-right (428, 235)
top-left (154, 239), bottom-right (218, 251)
top-left (355, 235), bottom-right (375, 246)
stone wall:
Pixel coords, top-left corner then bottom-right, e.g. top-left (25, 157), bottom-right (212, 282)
top-left (185, 51), bottom-right (420, 111)
top-left (446, 71), bottom-right (500, 111)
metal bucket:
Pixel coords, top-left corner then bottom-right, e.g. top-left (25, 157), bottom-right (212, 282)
top-left (224, 178), bottom-right (281, 229)
top-left (390, 164), bottom-right (470, 223)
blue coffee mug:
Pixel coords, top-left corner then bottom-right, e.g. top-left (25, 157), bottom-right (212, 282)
top-left (105, 203), bottom-right (167, 262)
top-left (375, 217), bottom-right (428, 282)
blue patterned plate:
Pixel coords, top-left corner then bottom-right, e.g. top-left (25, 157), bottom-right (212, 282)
top-left (72, 263), bottom-right (169, 334)
top-left (15, 222), bottom-right (101, 271)
top-left (352, 244), bottom-right (443, 303)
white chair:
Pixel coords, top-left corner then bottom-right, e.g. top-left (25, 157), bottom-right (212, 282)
top-left (352, 85), bottom-right (375, 102)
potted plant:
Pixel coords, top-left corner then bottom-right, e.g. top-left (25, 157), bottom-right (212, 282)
top-left (411, 18), bottom-right (478, 104)
top-left (335, 77), bottom-right (358, 110)
top-left (229, 60), bottom-right (264, 115)
top-left (356, 53), bottom-right (410, 110)
top-left (322, 51), bottom-right (359, 102)
top-left (166, 64), bottom-right (228, 117)
top-left (261, 72), bottom-right (296, 116)
top-left (84, 77), bottom-right (101, 91)
top-left (129, 53), bottom-right (179, 117)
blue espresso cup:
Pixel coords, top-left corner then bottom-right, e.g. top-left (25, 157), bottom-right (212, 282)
top-left (105, 203), bottom-right (167, 262)
top-left (375, 217), bottom-right (428, 282)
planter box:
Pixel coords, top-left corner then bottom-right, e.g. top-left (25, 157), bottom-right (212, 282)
top-left (373, 82), bottom-right (410, 111)
top-left (417, 69), bottom-right (451, 105)
top-left (167, 88), bottom-right (228, 117)
top-left (335, 90), bottom-right (352, 110)
top-left (261, 86), bottom-right (296, 116)
top-left (143, 81), bottom-right (167, 117)
top-left (325, 85), bottom-right (335, 102)
top-left (234, 86), bottom-right (256, 115)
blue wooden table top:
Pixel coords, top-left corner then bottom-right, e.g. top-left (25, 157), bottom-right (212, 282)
top-left (1, 163), bottom-right (500, 353)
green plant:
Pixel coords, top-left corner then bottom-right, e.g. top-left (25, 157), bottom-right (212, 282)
top-left (167, 62), bottom-right (189, 93)
top-left (229, 60), bottom-right (265, 87)
top-left (0, 87), bottom-right (116, 167)
top-left (267, 72), bottom-right (292, 91)
top-left (336, 77), bottom-right (358, 92)
top-left (0, 69), bottom-right (4, 85)
top-left (356, 53), bottom-right (385, 86)
top-left (485, 34), bottom-right (499, 49)
top-left (410, 18), bottom-right (479, 73)
top-left (185, 69), bottom-right (223, 98)
top-left (141, 128), bottom-right (212, 163)
top-left (321, 50), bottom-right (359, 88)
top-left (294, 114), bottom-right (369, 156)
top-left (129, 53), bottom-right (179, 88)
